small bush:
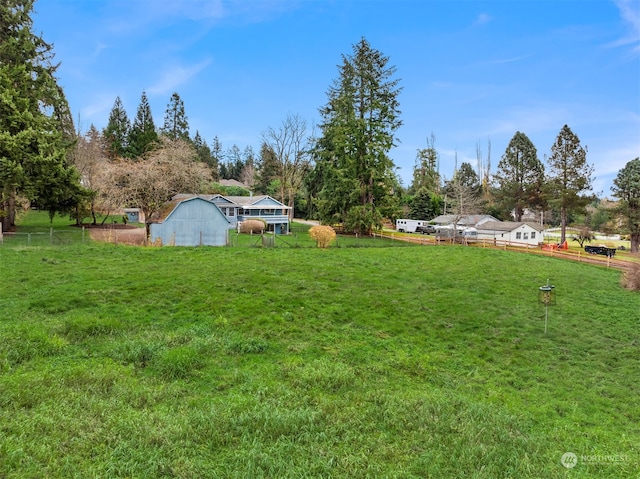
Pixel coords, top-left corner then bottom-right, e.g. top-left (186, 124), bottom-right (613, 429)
top-left (309, 225), bottom-right (336, 248)
top-left (153, 346), bottom-right (204, 380)
top-left (226, 336), bottom-right (269, 355)
top-left (239, 219), bottom-right (266, 234)
top-left (61, 316), bottom-right (125, 341)
top-left (621, 263), bottom-right (640, 291)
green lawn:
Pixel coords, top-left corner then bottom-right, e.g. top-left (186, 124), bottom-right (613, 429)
top-left (0, 214), bottom-right (638, 478)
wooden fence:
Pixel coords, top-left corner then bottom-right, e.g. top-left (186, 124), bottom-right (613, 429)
top-left (375, 231), bottom-right (637, 272)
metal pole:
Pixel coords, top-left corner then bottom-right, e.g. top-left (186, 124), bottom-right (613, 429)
top-left (544, 302), bottom-right (548, 335)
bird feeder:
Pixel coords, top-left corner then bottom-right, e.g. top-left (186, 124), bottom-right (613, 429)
top-left (538, 279), bottom-right (555, 334)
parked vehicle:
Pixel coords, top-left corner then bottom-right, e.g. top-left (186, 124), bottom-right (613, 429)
top-left (416, 224), bottom-right (436, 234)
top-left (396, 219), bottom-right (428, 233)
top-left (585, 245), bottom-right (616, 257)
top-left (462, 227), bottom-right (478, 238)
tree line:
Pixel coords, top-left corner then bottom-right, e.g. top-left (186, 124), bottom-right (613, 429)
top-left (1, 1), bottom-right (638, 252)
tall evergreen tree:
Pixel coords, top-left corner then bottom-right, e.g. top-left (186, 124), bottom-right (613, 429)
top-left (162, 92), bottom-right (189, 141)
top-left (102, 96), bottom-right (130, 159)
top-left (547, 125), bottom-right (594, 243)
top-left (128, 91), bottom-right (158, 158)
top-left (411, 134), bottom-right (440, 195)
top-left (192, 130), bottom-right (212, 164)
top-left (312, 38), bottom-right (402, 234)
top-left (408, 190), bottom-right (443, 220)
top-left (612, 157), bottom-right (640, 253)
top-left (256, 142), bottom-right (280, 195)
top-left (210, 136), bottom-right (223, 180)
top-left (0, 0), bottom-right (83, 230)
top-left (223, 145), bottom-right (244, 180)
top-left (494, 131), bottom-right (545, 221)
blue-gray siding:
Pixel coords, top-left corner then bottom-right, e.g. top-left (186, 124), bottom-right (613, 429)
top-left (150, 199), bottom-right (229, 246)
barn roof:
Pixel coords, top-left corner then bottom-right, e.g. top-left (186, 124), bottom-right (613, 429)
top-left (149, 196), bottom-right (230, 224)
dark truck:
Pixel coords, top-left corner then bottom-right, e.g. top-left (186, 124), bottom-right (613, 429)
top-left (415, 224), bottom-right (436, 235)
top-left (584, 245), bottom-right (616, 257)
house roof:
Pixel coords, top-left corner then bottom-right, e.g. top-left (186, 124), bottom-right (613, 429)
top-left (477, 221), bottom-right (544, 232)
top-left (171, 193), bottom-right (291, 209)
top-left (430, 214), bottom-right (499, 226)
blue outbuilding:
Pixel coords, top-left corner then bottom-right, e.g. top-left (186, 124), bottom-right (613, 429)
top-left (149, 196), bottom-right (230, 246)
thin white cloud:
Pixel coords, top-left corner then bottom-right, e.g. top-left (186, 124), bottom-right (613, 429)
top-left (473, 13), bottom-right (493, 27)
top-left (90, 41), bottom-right (108, 61)
top-left (483, 54), bottom-right (532, 65)
top-left (104, 0), bottom-right (299, 34)
top-left (147, 58), bottom-right (212, 96)
top-left (608, 0), bottom-right (640, 52)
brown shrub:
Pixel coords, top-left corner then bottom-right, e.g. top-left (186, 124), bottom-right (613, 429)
top-left (239, 219), bottom-right (266, 234)
top-left (621, 263), bottom-right (640, 291)
top-left (309, 225), bottom-right (337, 248)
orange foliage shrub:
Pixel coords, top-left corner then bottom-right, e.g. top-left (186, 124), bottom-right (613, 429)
top-left (239, 219), bottom-right (266, 234)
top-left (309, 225), bottom-right (336, 248)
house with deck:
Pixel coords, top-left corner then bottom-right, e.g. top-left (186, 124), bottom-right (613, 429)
top-left (172, 194), bottom-right (291, 235)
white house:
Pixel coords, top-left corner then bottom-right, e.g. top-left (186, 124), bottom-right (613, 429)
top-left (476, 221), bottom-right (544, 247)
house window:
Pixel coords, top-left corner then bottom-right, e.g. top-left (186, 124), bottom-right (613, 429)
top-left (531, 232), bottom-right (536, 239)
top-left (524, 233), bottom-right (529, 240)
top-left (229, 208), bottom-right (235, 217)
top-left (516, 232), bottom-right (522, 239)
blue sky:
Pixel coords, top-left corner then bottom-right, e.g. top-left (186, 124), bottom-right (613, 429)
top-left (33, 0), bottom-right (639, 197)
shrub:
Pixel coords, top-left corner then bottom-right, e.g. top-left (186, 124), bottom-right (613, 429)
top-left (309, 225), bottom-right (336, 248)
top-left (153, 346), bottom-right (204, 380)
top-left (239, 219), bottom-right (266, 234)
top-left (621, 263), bottom-right (640, 291)
top-left (226, 336), bottom-right (269, 354)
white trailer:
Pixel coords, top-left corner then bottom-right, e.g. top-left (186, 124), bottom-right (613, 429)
top-left (395, 219), bottom-right (427, 233)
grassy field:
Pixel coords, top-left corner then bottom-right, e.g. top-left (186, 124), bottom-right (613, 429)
top-left (0, 213), bottom-right (638, 478)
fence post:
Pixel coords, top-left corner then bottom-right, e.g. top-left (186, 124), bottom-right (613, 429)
top-left (82, 226), bottom-right (85, 243)
top-left (28, 233), bottom-right (31, 246)
top-left (50, 227), bottom-right (53, 244)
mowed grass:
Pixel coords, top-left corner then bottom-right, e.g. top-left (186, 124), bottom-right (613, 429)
top-left (0, 220), bottom-right (638, 477)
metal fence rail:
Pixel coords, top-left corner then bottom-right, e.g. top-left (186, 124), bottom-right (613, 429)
top-left (0, 228), bottom-right (87, 246)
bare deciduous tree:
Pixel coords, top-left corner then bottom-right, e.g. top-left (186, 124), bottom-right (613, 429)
top-left (262, 114), bottom-right (313, 218)
top-left (69, 125), bottom-right (108, 224)
top-left (106, 137), bottom-right (211, 238)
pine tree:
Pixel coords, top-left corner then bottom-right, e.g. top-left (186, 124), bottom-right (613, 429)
top-left (256, 142), bottom-right (281, 195)
top-left (411, 134), bottom-right (440, 195)
top-left (162, 92), bottom-right (189, 141)
top-left (0, 0), bottom-right (83, 230)
top-left (547, 125), bottom-right (594, 243)
top-left (312, 38), bottom-right (402, 234)
top-left (128, 91), bottom-right (158, 158)
top-left (494, 131), bottom-right (545, 221)
top-left (612, 157), bottom-right (640, 253)
top-left (192, 131), bottom-right (211, 163)
top-left (102, 96), bottom-right (130, 159)
top-left (210, 136), bottom-right (223, 180)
